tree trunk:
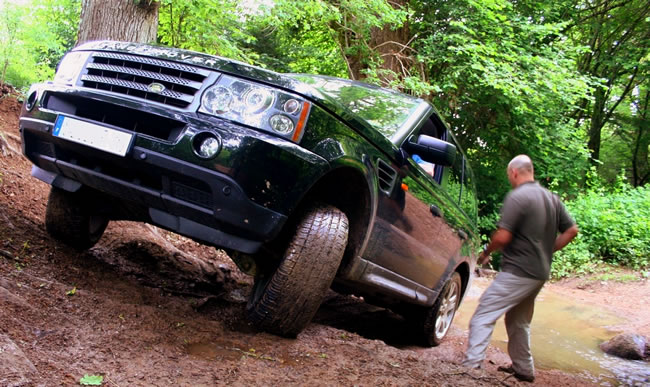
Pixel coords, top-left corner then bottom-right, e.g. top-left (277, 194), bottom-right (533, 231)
top-left (587, 86), bottom-right (607, 164)
top-left (631, 89), bottom-right (650, 186)
top-left (332, 0), bottom-right (412, 85)
top-left (368, 4), bottom-right (411, 86)
top-left (1, 59), bottom-right (8, 87)
top-left (77, 0), bottom-right (160, 46)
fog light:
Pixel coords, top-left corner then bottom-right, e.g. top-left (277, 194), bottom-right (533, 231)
top-left (269, 114), bottom-right (294, 134)
top-left (192, 132), bottom-right (221, 159)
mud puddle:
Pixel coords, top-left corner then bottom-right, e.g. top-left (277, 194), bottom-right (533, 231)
top-left (455, 279), bottom-right (650, 385)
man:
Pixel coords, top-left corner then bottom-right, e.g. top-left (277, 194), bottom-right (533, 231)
top-left (462, 155), bottom-right (579, 382)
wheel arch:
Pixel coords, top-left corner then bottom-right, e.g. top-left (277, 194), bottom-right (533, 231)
top-left (455, 260), bottom-right (471, 300)
top-left (292, 164), bottom-right (374, 274)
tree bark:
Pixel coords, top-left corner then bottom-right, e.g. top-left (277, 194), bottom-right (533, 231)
top-left (587, 86), bottom-right (606, 163)
top-left (331, 0), bottom-right (412, 85)
top-left (77, 0), bottom-right (160, 46)
top-left (368, 12), bottom-right (412, 86)
top-left (631, 89), bottom-right (649, 186)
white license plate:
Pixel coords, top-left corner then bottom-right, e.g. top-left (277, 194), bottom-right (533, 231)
top-left (53, 116), bottom-right (133, 157)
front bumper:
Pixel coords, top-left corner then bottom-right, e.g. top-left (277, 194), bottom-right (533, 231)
top-left (20, 84), bottom-right (329, 253)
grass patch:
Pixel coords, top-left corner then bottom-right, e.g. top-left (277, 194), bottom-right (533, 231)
top-left (592, 272), bottom-right (639, 283)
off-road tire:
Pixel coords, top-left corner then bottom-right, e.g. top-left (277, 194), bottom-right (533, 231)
top-left (45, 186), bottom-right (108, 250)
top-left (246, 204), bottom-right (349, 337)
top-left (422, 272), bottom-right (462, 346)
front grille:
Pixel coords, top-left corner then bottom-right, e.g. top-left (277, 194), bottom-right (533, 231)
top-left (80, 52), bottom-right (211, 108)
top-left (43, 92), bottom-right (186, 142)
top-left (23, 132), bottom-right (214, 210)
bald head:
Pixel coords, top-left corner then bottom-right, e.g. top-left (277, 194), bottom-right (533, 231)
top-left (508, 155), bottom-right (534, 174)
top-left (507, 155), bottom-right (535, 187)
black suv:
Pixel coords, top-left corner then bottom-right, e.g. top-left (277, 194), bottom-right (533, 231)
top-left (20, 41), bottom-right (479, 344)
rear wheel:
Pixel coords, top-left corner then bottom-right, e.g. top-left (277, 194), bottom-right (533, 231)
top-left (45, 186), bottom-right (108, 250)
top-left (246, 203), bottom-right (348, 337)
top-left (422, 272), bottom-right (462, 346)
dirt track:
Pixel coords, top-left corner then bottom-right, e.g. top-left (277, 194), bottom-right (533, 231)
top-left (1, 94), bottom-right (645, 386)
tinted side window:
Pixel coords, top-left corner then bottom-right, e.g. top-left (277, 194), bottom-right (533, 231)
top-left (407, 116), bottom-right (444, 181)
top-left (441, 143), bottom-right (464, 204)
top-left (441, 136), bottom-right (478, 225)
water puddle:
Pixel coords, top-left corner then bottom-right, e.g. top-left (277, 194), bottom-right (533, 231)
top-left (186, 342), bottom-right (243, 361)
top-left (185, 341), bottom-right (296, 365)
top-left (455, 281), bottom-right (650, 385)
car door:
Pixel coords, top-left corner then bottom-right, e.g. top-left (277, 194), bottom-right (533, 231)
top-left (363, 113), bottom-right (466, 290)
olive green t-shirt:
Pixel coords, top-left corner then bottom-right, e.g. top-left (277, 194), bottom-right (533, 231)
top-left (497, 181), bottom-right (575, 280)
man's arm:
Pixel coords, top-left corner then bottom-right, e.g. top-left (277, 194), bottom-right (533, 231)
top-left (553, 224), bottom-right (579, 252)
top-left (478, 228), bottom-right (513, 265)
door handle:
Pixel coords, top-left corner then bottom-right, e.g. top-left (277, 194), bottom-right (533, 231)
top-left (430, 204), bottom-right (442, 217)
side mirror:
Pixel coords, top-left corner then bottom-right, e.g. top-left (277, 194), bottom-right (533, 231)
top-left (405, 135), bottom-right (456, 166)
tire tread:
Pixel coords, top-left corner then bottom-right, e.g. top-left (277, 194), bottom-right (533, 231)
top-left (247, 204), bottom-right (349, 336)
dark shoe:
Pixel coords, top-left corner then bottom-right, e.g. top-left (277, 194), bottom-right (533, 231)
top-left (497, 365), bottom-right (515, 374)
top-left (497, 365), bottom-right (535, 382)
top-left (513, 373), bottom-right (535, 383)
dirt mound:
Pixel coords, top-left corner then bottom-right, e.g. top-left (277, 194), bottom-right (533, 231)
top-left (0, 83), bottom-right (19, 98)
top-left (0, 95), bottom-right (602, 385)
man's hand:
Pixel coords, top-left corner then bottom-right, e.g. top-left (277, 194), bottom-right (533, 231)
top-left (478, 228), bottom-right (513, 266)
top-left (554, 224), bottom-right (579, 252)
top-left (478, 250), bottom-right (491, 265)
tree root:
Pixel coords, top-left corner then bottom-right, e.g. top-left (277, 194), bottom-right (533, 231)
top-left (0, 212), bottom-right (15, 230)
top-left (0, 132), bottom-right (19, 156)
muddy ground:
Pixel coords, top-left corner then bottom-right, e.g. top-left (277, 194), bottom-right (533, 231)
top-left (1, 94), bottom-right (648, 386)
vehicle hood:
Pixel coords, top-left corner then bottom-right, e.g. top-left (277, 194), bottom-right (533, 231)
top-left (74, 41), bottom-right (411, 158)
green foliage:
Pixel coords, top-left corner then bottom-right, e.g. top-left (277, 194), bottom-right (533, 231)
top-left (566, 0), bottom-right (649, 166)
top-left (592, 272), bottom-right (639, 283)
top-left (551, 237), bottom-right (595, 278)
top-left (598, 82), bottom-right (650, 187)
top-left (412, 0), bottom-right (594, 215)
top-left (477, 205), bottom-right (499, 240)
top-left (553, 183), bottom-right (650, 278)
top-left (79, 374), bottom-right (103, 386)
top-left (157, 0), bottom-right (257, 62)
top-left (0, 0), bottom-right (79, 91)
top-left (245, 0), bottom-right (410, 79)
top-left (243, 1), bottom-right (347, 75)
top-left (4, 0), bottom-right (648, 280)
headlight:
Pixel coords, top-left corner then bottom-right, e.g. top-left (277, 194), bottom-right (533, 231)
top-left (243, 87), bottom-right (274, 114)
top-left (202, 86), bottom-right (233, 114)
top-left (199, 75), bottom-right (311, 142)
top-left (53, 51), bottom-right (91, 86)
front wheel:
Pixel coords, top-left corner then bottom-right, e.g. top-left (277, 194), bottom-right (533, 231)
top-left (45, 186), bottom-right (108, 250)
top-left (422, 272), bottom-right (462, 346)
top-left (246, 203), bottom-right (349, 337)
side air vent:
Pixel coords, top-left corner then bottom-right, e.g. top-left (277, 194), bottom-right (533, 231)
top-left (376, 159), bottom-right (397, 194)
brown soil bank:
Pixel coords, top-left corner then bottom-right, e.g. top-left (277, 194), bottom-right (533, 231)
top-left (1, 95), bottom-right (645, 386)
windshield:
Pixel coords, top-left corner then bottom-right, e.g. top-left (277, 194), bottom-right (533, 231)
top-left (292, 75), bottom-right (424, 140)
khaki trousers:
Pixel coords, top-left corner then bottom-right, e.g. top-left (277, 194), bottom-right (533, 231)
top-left (462, 271), bottom-right (545, 377)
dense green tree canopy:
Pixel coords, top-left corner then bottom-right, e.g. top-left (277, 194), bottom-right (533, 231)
top-left (1, 0), bottom-right (648, 273)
